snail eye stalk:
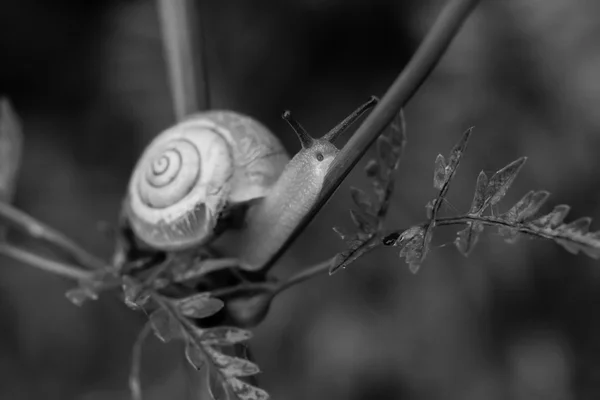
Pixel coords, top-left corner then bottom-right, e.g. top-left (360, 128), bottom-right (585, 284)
top-left (282, 110), bottom-right (314, 149)
top-left (323, 96), bottom-right (379, 143)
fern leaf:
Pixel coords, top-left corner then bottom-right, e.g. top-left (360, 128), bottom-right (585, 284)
top-left (349, 186), bottom-right (374, 216)
top-left (468, 171), bottom-right (488, 214)
top-left (433, 154), bottom-right (447, 190)
top-left (198, 327), bottom-right (254, 346)
top-left (185, 340), bottom-right (206, 370)
top-left (175, 293), bottom-right (224, 319)
top-left (204, 345), bottom-right (261, 378)
top-left (149, 308), bottom-right (183, 343)
top-left (532, 205), bottom-right (571, 229)
top-left (482, 157), bottom-right (527, 211)
top-left (455, 221), bottom-right (484, 257)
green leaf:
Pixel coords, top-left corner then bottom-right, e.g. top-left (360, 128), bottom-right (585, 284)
top-left (174, 293), bottom-right (224, 319)
top-left (392, 226), bottom-right (427, 273)
top-left (532, 205), bottom-right (570, 229)
top-left (185, 341), bottom-right (206, 370)
top-left (204, 346), bottom-right (260, 378)
top-left (384, 107), bottom-right (407, 171)
top-left (483, 157), bottom-right (527, 209)
top-left (349, 186), bottom-right (373, 216)
top-left (65, 285), bottom-right (99, 307)
top-left (226, 377), bottom-right (269, 400)
top-left (122, 276), bottom-right (149, 310)
top-left (501, 190), bottom-right (550, 223)
top-left (455, 221), bottom-right (484, 257)
top-left (148, 308), bottom-right (182, 343)
top-left (433, 154), bottom-right (447, 190)
top-left (364, 159), bottom-right (380, 179)
top-left (349, 209), bottom-right (377, 235)
top-left (199, 327), bottom-right (253, 346)
top-left (468, 171), bottom-right (488, 215)
top-left (0, 98), bottom-right (23, 203)
top-left (446, 127), bottom-right (473, 174)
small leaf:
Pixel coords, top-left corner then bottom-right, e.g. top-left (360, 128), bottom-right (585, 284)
top-left (394, 226), bottom-right (427, 273)
top-left (558, 217), bottom-right (592, 235)
top-left (204, 346), bottom-right (261, 378)
top-left (446, 127), bottom-right (473, 173)
top-left (501, 190), bottom-right (535, 223)
top-left (388, 108), bottom-right (407, 169)
top-left (364, 159), bottom-right (380, 178)
top-left (185, 342), bottom-right (206, 370)
top-left (483, 157), bottom-right (527, 208)
top-left (200, 327), bottom-right (253, 346)
top-left (468, 171), bottom-right (488, 215)
top-left (349, 209), bottom-right (377, 234)
top-left (425, 199), bottom-right (436, 219)
top-left (122, 276), bottom-right (148, 310)
top-left (349, 186), bottom-right (373, 216)
top-left (227, 377), bottom-right (270, 400)
top-left (207, 368), bottom-right (231, 400)
top-left (455, 222), bottom-right (484, 257)
top-left (377, 135), bottom-right (394, 168)
top-left (65, 285), bottom-right (98, 307)
top-left (433, 154), bottom-right (447, 190)
top-left (149, 308), bottom-right (182, 342)
top-left (175, 293), bottom-right (224, 319)
top-left (532, 205), bottom-right (570, 229)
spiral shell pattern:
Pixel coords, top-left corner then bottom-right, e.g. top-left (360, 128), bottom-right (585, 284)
top-left (125, 111), bottom-right (290, 251)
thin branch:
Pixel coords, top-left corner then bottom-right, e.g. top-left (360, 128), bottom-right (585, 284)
top-left (129, 322), bottom-right (153, 400)
top-left (157, 0), bottom-right (211, 120)
top-left (210, 258), bottom-right (336, 299)
top-left (0, 243), bottom-right (94, 281)
top-left (0, 202), bottom-right (107, 270)
top-left (260, 0), bottom-right (481, 271)
top-left (273, 258), bottom-right (333, 295)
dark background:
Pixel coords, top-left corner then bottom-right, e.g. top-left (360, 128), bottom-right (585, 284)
top-left (1, 0), bottom-right (599, 399)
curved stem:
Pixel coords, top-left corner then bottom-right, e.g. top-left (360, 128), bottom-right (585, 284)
top-left (273, 258), bottom-right (333, 296)
top-left (129, 322), bottom-right (153, 400)
top-left (0, 243), bottom-right (94, 281)
top-left (261, 0), bottom-right (482, 272)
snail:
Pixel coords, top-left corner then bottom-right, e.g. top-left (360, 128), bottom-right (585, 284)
top-left (123, 97), bottom-right (377, 271)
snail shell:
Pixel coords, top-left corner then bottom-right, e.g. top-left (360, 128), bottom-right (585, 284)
top-left (125, 111), bottom-right (289, 251)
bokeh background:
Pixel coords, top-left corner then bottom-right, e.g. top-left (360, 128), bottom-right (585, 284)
top-left (1, 0), bottom-right (600, 399)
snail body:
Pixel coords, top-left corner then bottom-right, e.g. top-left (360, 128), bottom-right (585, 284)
top-left (124, 98), bottom-right (377, 271)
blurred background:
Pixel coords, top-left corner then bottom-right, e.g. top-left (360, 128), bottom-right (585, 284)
top-left (1, 0), bottom-right (600, 399)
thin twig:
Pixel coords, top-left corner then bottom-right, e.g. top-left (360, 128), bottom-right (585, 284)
top-left (130, 322), bottom-right (153, 400)
top-left (273, 258), bottom-right (333, 295)
top-left (210, 258), bottom-right (336, 299)
top-left (0, 243), bottom-right (94, 281)
top-left (0, 202), bottom-right (107, 270)
top-left (157, 0), bottom-right (211, 119)
top-left (261, 0), bottom-right (482, 271)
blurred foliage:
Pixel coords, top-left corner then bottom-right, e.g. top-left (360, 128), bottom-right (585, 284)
top-left (1, 0), bottom-right (600, 399)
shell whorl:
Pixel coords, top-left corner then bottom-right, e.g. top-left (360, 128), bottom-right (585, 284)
top-left (125, 111), bottom-right (289, 251)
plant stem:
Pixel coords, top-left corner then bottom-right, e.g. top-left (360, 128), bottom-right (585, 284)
top-left (273, 258), bottom-right (333, 295)
top-left (261, 0), bottom-right (482, 271)
top-left (0, 202), bottom-right (107, 270)
top-left (0, 243), bottom-right (94, 281)
top-left (129, 322), bottom-right (153, 400)
top-left (157, 0), bottom-right (211, 119)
